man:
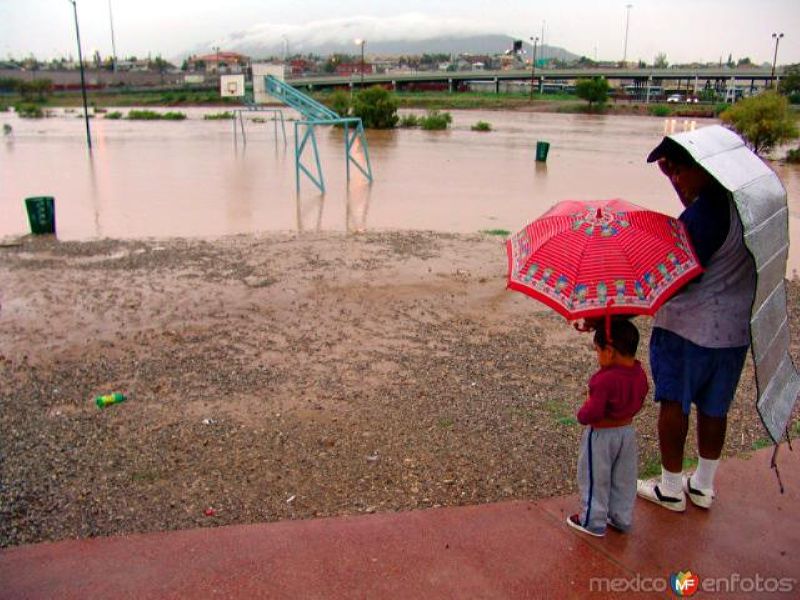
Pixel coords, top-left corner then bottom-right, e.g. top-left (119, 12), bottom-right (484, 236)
top-left (636, 136), bottom-right (756, 511)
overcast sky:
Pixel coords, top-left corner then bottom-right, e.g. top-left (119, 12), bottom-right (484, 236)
top-left (2, 0), bottom-right (798, 65)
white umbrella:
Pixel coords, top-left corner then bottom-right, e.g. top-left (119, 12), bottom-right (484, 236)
top-left (654, 125), bottom-right (798, 446)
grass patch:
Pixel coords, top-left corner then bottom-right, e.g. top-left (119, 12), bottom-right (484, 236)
top-left (541, 399), bottom-right (579, 427)
top-left (390, 90), bottom-right (576, 110)
top-left (649, 105), bottom-right (671, 117)
top-left (127, 109), bottom-right (163, 120)
top-left (130, 470), bottom-right (161, 483)
top-left (640, 456), bottom-right (698, 479)
top-left (752, 437), bottom-right (773, 451)
top-left (204, 111), bottom-right (235, 120)
top-left (127, 109), bottom-right (186, 121)
top-left (639, 457), bottom-right (661, 479)
top-left (471, 120), bottom-right (492, 132)
top-left (481, 229), bottom-right (510, 237)
top-left (437, 416), bottom-right (454, 429)
top-left (398, 113), bottom-right (420, 128)
top-left (105, 111), bottom-right (123, 120)
top-left (14, 103), bottom-right (44, 118)
top-left (419, 110), bottom-right (452, 130)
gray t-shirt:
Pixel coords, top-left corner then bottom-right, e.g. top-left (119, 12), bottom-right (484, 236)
top-left (654, 194), bottom-right (756, 348)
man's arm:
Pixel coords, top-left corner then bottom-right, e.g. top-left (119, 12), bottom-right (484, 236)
top-left (680, 192), bottom-right (730, 267)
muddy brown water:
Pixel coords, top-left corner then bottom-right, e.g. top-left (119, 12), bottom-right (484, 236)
top-left (2, 107), bottom-right (799, 269)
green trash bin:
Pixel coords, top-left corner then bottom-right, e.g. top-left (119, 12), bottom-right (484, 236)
top-left (25, 196), bottom-right (56, 234)
top-left (535, 141), bottom-right (550, 162)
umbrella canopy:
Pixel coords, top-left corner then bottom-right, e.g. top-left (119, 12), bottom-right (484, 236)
top-left (651, 124), bottom-right (798, 444)
top-left (507, 199), bottom-right (703, 320)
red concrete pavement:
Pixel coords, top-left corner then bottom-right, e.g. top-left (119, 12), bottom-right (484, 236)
top-left (1, 447), bottom-right (797, 599)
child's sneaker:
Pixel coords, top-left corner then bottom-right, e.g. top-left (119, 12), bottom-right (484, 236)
top-left (636, 478), bottom-right (686, 512)
top-left (606, 517), bottom-right (629, 532)
top-left (683, 474), bottom-right (714, 509)
top-left (566, 514), bottom-right (604, 537)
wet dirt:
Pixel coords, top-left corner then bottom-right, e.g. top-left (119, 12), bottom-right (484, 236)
top-left (1, 232), bottom-right (796, 548)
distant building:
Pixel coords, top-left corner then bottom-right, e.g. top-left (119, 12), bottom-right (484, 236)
top-left (186, 52), bottom-right (249, 75)
top-left (335, 62), bottom-right (373, 77)
top-left (290, 59), bottom-right (314, 75)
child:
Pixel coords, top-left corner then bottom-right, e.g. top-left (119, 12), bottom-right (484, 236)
top-left (566, 318), bottom-right (649, 537)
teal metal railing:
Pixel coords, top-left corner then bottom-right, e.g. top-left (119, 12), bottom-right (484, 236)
top-left (265, 75), bottom-right (339, 121)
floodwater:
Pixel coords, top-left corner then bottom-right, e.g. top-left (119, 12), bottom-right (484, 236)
top-left (2, 106), bottom-right (799, 269)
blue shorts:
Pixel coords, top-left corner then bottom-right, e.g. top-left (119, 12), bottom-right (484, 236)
top-left (649, 327), bottom-right (748, 418)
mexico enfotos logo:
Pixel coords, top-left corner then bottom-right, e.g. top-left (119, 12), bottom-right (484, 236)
top-left (589, 571), bottom-right (796, 595)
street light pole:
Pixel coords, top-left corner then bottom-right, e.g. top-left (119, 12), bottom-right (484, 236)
top-left (355, 39), bottom-right (366, 87)
top-left (623, 4), bottom-right (633, 65)
top-left (68, 0), bottom-right (91, 150)
top-left (771, 32), bottom-right (784, 88)
top-left (529, 36), bottom-right (539, 101)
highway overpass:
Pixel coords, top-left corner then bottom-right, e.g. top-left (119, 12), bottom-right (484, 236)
top-left (288, 67), bottom-right (782, 94)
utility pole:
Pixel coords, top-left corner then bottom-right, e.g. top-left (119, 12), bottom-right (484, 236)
top-left (108, 0), bottom-right (117, 72)
top-left (68, 0), bottom-right (91, 150)
top-left (623, 4), bottom-right (633, 65)
top-left (541, 20), bottom-right (546, 65)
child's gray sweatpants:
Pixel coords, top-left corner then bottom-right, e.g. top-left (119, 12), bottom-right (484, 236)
top-left (576, 425), bottom-right (637, 535)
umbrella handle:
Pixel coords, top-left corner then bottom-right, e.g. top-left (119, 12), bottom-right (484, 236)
top-left (604, 299), bottom-right (615, 344)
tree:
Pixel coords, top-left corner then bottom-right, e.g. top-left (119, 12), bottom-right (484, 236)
top-left (778, 63), bottom-right (800, 103)
top-left (328, 90), bottom-right (351, 116)
top-left (737, 57), bottom-right (753, 67)
top-left (654, 52), bottom-right (669, 68)
top-left (575, 77), bottom-right (609, 109)
top-left (351, 85), bottom-right (399, 129)
top-left (720, 91), bottom-right (799, 155)
top-left (19, 79), bottom-right (52, 102)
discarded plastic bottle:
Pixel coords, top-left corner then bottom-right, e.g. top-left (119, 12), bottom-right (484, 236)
top-left (95, 392), bottom-right (126, 408)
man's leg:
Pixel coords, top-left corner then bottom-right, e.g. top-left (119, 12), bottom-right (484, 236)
top-left (689, 411), bottom-right (726, 496)
top-left (688, 342), bottom-right (745, 500)
top-left (637, 400), bottom-right (688, 510)
top-left (697, 412), bottom-right (727, 460)
top-left (659, 400), bottom-right (689, 472)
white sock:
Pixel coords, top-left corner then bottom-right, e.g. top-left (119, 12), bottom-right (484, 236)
top-left (660, 467), bottom-right (684, 497)
top-left (692, 457), bottom-right (719, 491)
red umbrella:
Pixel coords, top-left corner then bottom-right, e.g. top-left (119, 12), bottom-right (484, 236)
top-left (507, 199), bottom-right (703, 320)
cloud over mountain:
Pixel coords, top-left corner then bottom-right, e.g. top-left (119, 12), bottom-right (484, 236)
top-left (197, 13), bottom-right (516, 57)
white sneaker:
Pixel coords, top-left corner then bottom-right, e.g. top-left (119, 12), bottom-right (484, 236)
top-left (683, 474), bottom-right (714, 509)
top-left (636, 478), bottom-right (686, 512)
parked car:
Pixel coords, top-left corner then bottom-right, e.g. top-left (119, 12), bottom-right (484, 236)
top-left (666, 94), bottom-right (683, 103)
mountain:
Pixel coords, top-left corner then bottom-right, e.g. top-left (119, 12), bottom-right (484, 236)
top-left (187, 14), bottom-right (579, 62)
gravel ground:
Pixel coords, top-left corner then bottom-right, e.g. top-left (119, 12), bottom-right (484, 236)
top-left (1, 232), bottom-right (797, 548)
